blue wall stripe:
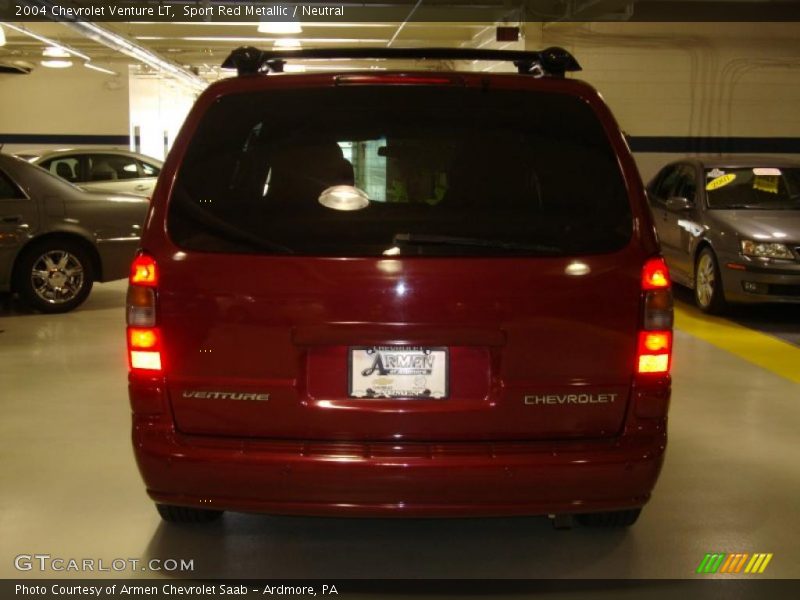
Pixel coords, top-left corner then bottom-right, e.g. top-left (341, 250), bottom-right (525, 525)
top-left (2, 134), bottom-right (799, 154)
top-left (0, 134), bottom-right (130, 145)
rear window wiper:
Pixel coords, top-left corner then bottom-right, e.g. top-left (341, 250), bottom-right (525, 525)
top-left (393, 233), bottom-right (562, 254)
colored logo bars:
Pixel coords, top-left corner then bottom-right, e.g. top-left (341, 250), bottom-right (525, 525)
top-left (696, 552), bottom-right (773, 574)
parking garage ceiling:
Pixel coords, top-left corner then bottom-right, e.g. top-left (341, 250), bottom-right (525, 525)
top-left (1, 1), bottom-right (799, 82)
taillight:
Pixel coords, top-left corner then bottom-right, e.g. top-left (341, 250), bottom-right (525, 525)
top-left (642, 258), bottom-right (670, 290)
top-left (128, 327), bottom-right (163, 371)
top-left (637, 257), bottom-right (673, 376)
top-left (129, 327), bottom-right (159, 349)
top-left (127, 252), bottom-right (161, 374)
top-left (126, 285), bottom-right (156, 326)
top-left (130, 254), bottom-right (158, 286)
top-left (637, 331), bottom-right (672, 374)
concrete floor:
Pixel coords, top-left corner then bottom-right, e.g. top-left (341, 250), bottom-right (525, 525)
top-left (1, 280), bottom-right (799, 580)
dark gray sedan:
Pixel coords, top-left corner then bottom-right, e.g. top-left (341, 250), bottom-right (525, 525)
top-left (0, 154), bottom-right (149, 313)
top-left (647, 156), bottom-right (800, 313)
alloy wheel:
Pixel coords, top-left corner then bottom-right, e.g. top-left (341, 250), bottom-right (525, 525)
top-left (30, 250), bottom-right (85, 305)
top-left (696, 253), bottom-right (716, 308)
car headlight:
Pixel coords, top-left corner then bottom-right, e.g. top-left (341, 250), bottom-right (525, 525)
top-left (741, 240), bottom-right (795, 259)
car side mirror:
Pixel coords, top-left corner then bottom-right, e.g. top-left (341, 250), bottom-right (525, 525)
top-left (665, 196), bottom-right (694, 211)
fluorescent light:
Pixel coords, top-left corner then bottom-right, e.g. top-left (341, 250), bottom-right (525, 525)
top-left (2, 23), bottom-right (90, 60)
top-left (43, 46), bottom-right (70, 58)
top-left (84, 63), bottom-right (118, 75)
top-left (41, 60), bottom-right (73, 69)
top-left (274, 38), bottom-right (301, 49)
top-left (283, 64), bottom-right (306, 73)
top-left (136, 36), bottom-right (387, 44)
top-left (0, 24), bottom-right (6, 47)
top-left (258, 22), bottom-right (302, 35)
top-left (42, 46), bottom-right (73, 68)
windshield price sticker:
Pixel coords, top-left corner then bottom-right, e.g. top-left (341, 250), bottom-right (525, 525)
top-left (349, 346), bottom-right (448, 399)
top-left (706, 173), bottom-right (737, 191)
top-left (752, 176), bottom-right (779, 194)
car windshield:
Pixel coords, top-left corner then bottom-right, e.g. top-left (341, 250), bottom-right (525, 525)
top-left (169, 86), bottom-right (632, 257)
top-left (705, 167), bottom-right (800, 210)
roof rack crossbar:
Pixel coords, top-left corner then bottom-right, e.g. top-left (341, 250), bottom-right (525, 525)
top-left (221, 47), bottom-right (581, 78)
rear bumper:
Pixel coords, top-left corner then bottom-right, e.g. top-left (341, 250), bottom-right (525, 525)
top-left (133, 417), bottom-right (667, 517)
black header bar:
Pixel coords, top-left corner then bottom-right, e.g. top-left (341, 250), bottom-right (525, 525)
top-left (4, 579), bottom-right (800, 599)
top-left (2, 0), bottom-right (800, 23)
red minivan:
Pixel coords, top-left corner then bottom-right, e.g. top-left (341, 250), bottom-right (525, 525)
top-left (127, 47), bottom-right (673, 527)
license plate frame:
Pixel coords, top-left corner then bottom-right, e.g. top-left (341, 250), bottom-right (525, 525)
top-left (348, 346), bottom-right (449, 399)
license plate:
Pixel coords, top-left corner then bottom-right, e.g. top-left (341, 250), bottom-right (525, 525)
top-left (349, 346), bottom-right (449, 399)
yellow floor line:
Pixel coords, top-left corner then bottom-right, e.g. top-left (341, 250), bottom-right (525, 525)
top-left (674, 304), bottom-right (800, 384)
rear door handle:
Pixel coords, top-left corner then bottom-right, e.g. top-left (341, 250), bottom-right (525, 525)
top-left (1, 215), bottom-right (23, 224)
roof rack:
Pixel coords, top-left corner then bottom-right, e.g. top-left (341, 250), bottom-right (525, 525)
top-left (221, 47), bottom-right (581, 78)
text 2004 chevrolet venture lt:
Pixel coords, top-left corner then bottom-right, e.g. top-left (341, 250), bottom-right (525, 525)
top-left (126, 47), bottom-right (673, 528)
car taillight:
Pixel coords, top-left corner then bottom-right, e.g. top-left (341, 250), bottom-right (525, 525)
top-left (128, 327), bottom-right (163, 371)
top-left (127, 253), bottom-right (161, 373)
top-left (642, 258), bottom-right (670, 290)
top-left (130, 254), bottom-right (158, 286)
top-left (637, 331), bottom-right (672, 373)
top-left (637, 257), bottom-right (673, 376)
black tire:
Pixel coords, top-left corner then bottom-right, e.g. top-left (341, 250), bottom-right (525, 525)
top-left (576, 508), bottom-right (641, 528)
top-left (15, 239), bottom-right (94, 313)
top-left (156, 504), bottom-right (224, 523)
top-left (694, 247), bottom-right (727, 314)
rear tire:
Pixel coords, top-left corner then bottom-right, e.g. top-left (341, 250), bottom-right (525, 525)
top-left (156, 504), bottom-right (224, 523)
top-left (576, 508), bottom-right (641, 528)
top-left (694, 248), bottom-right (727, 314)
top-left (15, 239), bottom-right (94, 313)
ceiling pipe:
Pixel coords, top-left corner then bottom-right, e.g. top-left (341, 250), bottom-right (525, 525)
top-left (62, 21), bottom-right (206, 91)
top-left (387, 0), bottom-right (424, 47)
top-left (1, 22), bottom-right (91, 60)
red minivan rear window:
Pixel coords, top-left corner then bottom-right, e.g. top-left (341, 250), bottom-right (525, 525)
top-left (168, 86), bottom-right (631, 256)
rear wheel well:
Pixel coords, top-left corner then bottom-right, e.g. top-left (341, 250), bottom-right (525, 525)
top-left (11, 233), bottom-right (102, 292)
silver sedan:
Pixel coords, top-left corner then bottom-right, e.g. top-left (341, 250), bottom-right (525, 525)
top-left (32, 148), bottom-right (163, 197)
top-left (0, 154), bottom-right (149, 313)
top-left (647, 157), bottom-right (800, 313)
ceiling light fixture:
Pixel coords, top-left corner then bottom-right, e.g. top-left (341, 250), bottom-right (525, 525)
top-left (43, 46), bottom-right (70, 58)
top-left (273, 38), bottom-right (302, 49)
top-left (136, 36), bottom-right (386, 44)
top-left (41, 46), bottom-right (73, 68)
top-left (258, 21), bottom-right (303, 35)
top-left (41, 59), bottom-right (73, 69)
top-left (84, 62), bottom-right (118, 75)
